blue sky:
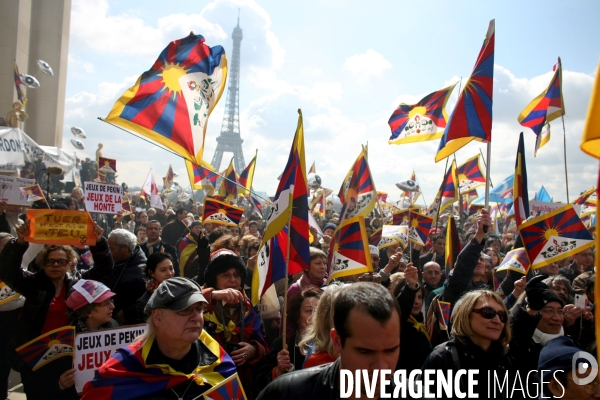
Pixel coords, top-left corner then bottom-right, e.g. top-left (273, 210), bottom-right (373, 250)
top-left (64, 0), bottom-right (600, 206)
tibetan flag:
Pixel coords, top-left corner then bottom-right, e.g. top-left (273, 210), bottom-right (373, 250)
top-left (462, 189), bottom-right (479, 211)
top-left (456, 154), bottom-right (486, 191)
top-left (496, 248), bottom-right (530, 274)
top-left (519, 204), bottom-right (594, 269)
top-left (514, 132), bottom-right (530, 227)
top-left (238, 151), bottom-right (257, 196)
top-left (310, 191), bottom-right (325, 217)
top-left (308, 161), bottom-right (316, 174)
top-left (186, 159), bottom-right (219, 192)
top-left (249, 194), bottom-right (263, 214)
top-left (369, 228), bottom-right (382, 247)
top-left (14, 61), bottom-right (27, 105)
top-left (162, 164), bottom-right (175, 192)
top-left (573, 187), bottom-right (595, 206)
top-left (436, 20), bottom-right (495, 162)
top-left (16, 326), bottom-right (74, 371)
top-left (217, 158), bottom-right (238, 203)
top-left (426, 160), bottom-right (458, 218)
top-left (407, 212), bottom-right (434, 246)
top-left (0, 280), bottom-right (20, 306)
top-left (98, 157), bottom-right (117, 173)
top-left (203, 198), bottom-right (243, 227)
top-left (581, 192), bottom-right (597, 216)
top-left (201, 373), bottom-right (247, 400)
top-left (581, 60), bottom-right (600, 159)
top-left (392, 210), bottom-right (410, 226)
top-left (105, 33), bottom-right (227, 165)
top-left (438, 301), bottom-right (451, 331)
top-left (534, 122), bottom-right (551, 157)
top-left (19, 184), bottom-right (44, 202)
top-left (388, 83), bottom-right (457, 145)
top-left (492, 268), bottom-right (505, 296)
top-left (518, 59), bottom-right (565, 140)
top-left (338, 147), bottom-right (377, 223)
top-left (121, 197), bottom-right (131, 214)
top-left (468, 204), bottom-right (485, 216)
top-left (377, 225), bottom-right (408, 251)
top-left (377, 191), bottom-right (388, 203)
top-left (328, 216), bottom-right (373, 282)
top-left (252, 110), bottom-right (309, 305)
top-left (445, 216), bottom-right (462, 273)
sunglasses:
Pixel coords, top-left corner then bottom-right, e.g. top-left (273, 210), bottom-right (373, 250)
top-left (472, 307), bottom-right (508, 323)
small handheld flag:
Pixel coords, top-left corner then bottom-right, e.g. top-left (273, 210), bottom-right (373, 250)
top-left (16, 326), bottom-right (74, 371)
top-left (19, 184), bottom-right (44, 202)
top-left (496, 248), bottom-right (530, 274)
top-left (203, 198), bottom-right (243, 227)
top-left (456, 154), bottom-right (486, 192)
top-left (327, 216), bottom-right (373, 282)
top-left (98, 157), bottom-right (117, 173)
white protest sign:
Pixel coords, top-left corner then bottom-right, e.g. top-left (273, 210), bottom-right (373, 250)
top-left (74, 324), bottom-right (147, 393)
top-left (83, 181), bottom-right (123, 214)
top-left (530, 201), bottom-right (581, 217)
top-left (0, 176), bottom-right (35, 206)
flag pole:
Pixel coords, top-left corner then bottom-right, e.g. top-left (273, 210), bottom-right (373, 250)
top-left (478, 148), bottom-right (494, 188)
top-left (98, 117), bottom-right (271, 203)
top-left (281, 189), bottom-right (294, 351)
top-left (483, 142), bottom-right (492, 234)
top-left (561, 115), bottom-right (570, 203)
top-left (435, 157), bottom-right (449, 232)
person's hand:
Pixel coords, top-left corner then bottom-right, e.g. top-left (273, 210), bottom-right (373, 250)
top-left (93, 223), bottom-right (104, 242)
top-left (116, 210), bottom-right (124, 222)
top-left (16, 220), bottom-right (30, 245)
top-left (211, 288), bottom-right (244, 305)
top-left (582, 306), bottom-right (594, 321)
top-left (512, 276), bottom-right (526, 297)
top-left (246, 254), bottom-right (257, 271)
top-left (322, 235), bottom-right (332, 245)
top-left (309, 226), bottom-right (319, 243)
top-left (58, 368), bottom-right (76, 390)
top-left (475, 209), bottom-right (491, 243)
top-left (562, 304), bottom-right (581, 327)
top-left (404, 263), bottom-right (419, 288)
top-left (230, 342), bottom-right (257, 366)
top-left (275, 346), bottom-right (292, 376)
top-left (383, 252), bottom-right (401, 274)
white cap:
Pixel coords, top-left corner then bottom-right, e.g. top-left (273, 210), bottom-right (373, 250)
top-left (369, 245), bottom-right (379, 256)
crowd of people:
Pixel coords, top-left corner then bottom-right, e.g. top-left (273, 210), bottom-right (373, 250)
top-left (0, 177), bottom-right (598, 399)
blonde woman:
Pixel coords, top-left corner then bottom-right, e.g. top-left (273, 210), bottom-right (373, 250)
top-left (299, 283), bottom-right (344, 368)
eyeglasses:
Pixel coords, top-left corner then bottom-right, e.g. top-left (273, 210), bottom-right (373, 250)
top-left (175, 304), bottom-right (206, 316)
top-left (45, 259), bottom-right (69, 266)
top-left (540, 308), bottom-right (565, 318)
top-left (472, 307), bottom-right (508, 323)
top-left (95, 299), bottom-right (114, 309)
top-left (218, 273), bottom-right (242, 280)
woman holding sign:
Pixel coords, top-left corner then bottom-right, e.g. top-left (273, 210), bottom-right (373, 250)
top-left (0, 221), bottom-right (113, 400)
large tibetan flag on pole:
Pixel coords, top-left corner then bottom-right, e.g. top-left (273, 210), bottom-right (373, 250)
top-left (456, 154), bottom-right (486, 192)
top-left (186, 160), bottom-right (218, 192)
top-left (338, 147), bottom-right (377, 223)
top-left (238, 150), bottom-right (257, 196)
top-left (436, 20), bottom-right (495, 162)
top-left (388, 83), bottom-right (457, 145)
top-left (518, 58), bottom-right (565, 153)
top-left (426, 160), bottom-right (458, 218)
top-left (407, 212), bottom-right (434, 246)
top-left (217, 158), bottom-right (238, 203)
top-left (202, 198), bottom-right (243, 227)
top-left (519, 204), bottom-right (594, 270)
top-left (252, 110), bottom-right (309, 305)
top-left (328, 216), bottom-right (373, 282)
top-left (105, 33), bottom-right (227, 165)
top-left (514, 132), bottom-right (530, 227)
top-left (581, 60), bottom-right (600, 159)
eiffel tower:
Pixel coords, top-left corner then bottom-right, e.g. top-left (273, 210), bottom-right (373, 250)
top-left (211, 15), bottom-right (245, 172)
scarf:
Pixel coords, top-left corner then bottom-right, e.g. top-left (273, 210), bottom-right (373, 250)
top-left (81, 331), bottom-right (236, 400)
top-left (532, 326), bottom-right (564, 346)
top-left (408, 315), bottom-right (430, 341)
top-left (204, 300), bottom-right (266, 346)
top-left (146, 278), bottom-right (160, 293)
top-left (146, 238), bottom-right (163, 255)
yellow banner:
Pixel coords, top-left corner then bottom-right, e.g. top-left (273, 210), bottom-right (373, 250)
top-left (25, 210), bottom-right (96, 246)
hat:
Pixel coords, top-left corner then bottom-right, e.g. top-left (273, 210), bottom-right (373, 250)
top-left (369, 245), bottom-right (379, 256)
top-left (323, 222), bottom-right (337, 233)
top-left (525, 274), bottom-right (565, 310)
top-left (538, 336), bottom-right (594, 396)
top-left (66, 280), bottom-right (116, 311)
top-left (144, 277), bottom-right (207, 314)
top-left (204, 249), bottom-right (247, 289)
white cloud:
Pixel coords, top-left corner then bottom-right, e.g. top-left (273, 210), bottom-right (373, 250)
top-left (343, 49), bottom-right (392, 79)
top-left (68, 54), bottom-right (95, 74)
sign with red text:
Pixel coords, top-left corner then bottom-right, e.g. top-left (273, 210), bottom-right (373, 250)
top-left (74, 324), bottom-right (147, 393)
top-left (83, 181), bottom-right (122, 214)
top-left (25, 209), bottom-right (96, 246)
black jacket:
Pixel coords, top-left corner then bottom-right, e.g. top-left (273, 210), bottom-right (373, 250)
top-left (140, 240), bottom-right (180, 276)
top-left (395, 284), bottom-right (432, 372)
top-left (422, 337), bottom-right (522, 400)
top-left (508, 301), bottom-right (544, 373)
top-left (0, 237), bottom-right (114, 371)
top-left (441, 237), bottom-right (486, 305)
top-left (103, 245), bottom-right (147, 325)
top-left (255, 333), bottom-right (305, 393)
top-left (193, 236), bottom-right (210, 286)
top-left (160, 220), bottom-right (187, 246)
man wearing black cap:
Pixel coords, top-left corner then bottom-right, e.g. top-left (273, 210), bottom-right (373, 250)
top-left (82, 277), bottom-right (237, 399)
top-left (538, 336), bottom-right (600, 399)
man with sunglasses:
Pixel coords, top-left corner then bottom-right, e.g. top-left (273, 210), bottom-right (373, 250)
top-left (82, 277), bottom-right (237, 399)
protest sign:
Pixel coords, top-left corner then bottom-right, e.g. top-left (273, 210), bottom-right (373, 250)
top-left (25, 209), bottom-right (96, 246)
top-left (530, 201), bottom-right (581, 217)
top-left (0, 176), bottom-right (35, 206)
top-left (74, 324), bottom-right (147, 393)
top-left (83, 181), bottom-right (122, 214)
